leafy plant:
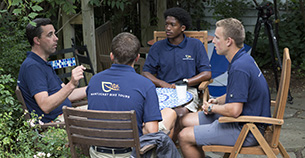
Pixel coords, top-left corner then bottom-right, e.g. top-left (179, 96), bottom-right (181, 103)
top-left (176, 0), bottom-right (210, 30)
top-left (0, 68), bottom-right (78, 157)
top-left (211, 0), bottom-right (252, 21)
top-left (277, 1), bottom-right (305, 73)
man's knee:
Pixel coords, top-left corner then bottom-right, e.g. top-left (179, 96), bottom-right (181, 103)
top-left (161, 108), bottom-right (177, 130)
top-left (178, 127), bottom-right (194, 143)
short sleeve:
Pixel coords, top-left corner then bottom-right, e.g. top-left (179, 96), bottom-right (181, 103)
top-left (196, 42), bottom-right (211, 73)
top-left (143, 44), bottom-right (159, 74)
top-left (143, 86), bottom-right (162, 123)
top-left (24, 64), bottom-right (49, 97)
top-left (226, 70), bottom-right (249, 103)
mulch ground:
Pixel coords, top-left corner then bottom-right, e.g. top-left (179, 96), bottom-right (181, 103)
top-left (262, 68), bottom-right (305, 94)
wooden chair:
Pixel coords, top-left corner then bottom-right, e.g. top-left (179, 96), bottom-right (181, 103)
top-left (62, 106), bottom-right (156, 158)
top-left (15, 86), bottom-right (87, 130)
top-left (73, 44), bottom-right (95, 85)
top-left (153, 30), bottom-right (212, 105)
top-left (98, 54), bottom-right (112, 70)
top-left (95, 21), bottom-right (113, 72)
top-left (201, 48), bottom-right (291, 158)
top-left (153, 31), bottom-right (208, 52)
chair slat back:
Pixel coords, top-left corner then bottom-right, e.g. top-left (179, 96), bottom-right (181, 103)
top-left (95, 21), bottom-right (113, 72)
top-left (270, 48), bottom-right (291, 148)
top-left (15, 86), bottom-right (31, 120)
top-left (153, 31), bottom-right (208, 52)
top-left (98, 55), bottom-right (112, 71)
top-left (73, 44), bottom-right (95, 85)
top-left (63, 106), bottom-right (141, 158)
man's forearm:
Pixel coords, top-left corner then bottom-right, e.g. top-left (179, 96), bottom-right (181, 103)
top-left (187, 71), bottom-right (211, 87)
top-left (143, 71), bottom-right (171, 88)
top-left (68, 86), bottom-right (87, 102)
top-left (142, 121), bottom-right (159, 134)
top-left (35, 82), bottom-right (76, 114)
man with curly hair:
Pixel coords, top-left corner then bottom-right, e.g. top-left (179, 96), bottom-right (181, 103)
top-left (143, 7), bottom-right (211, 115)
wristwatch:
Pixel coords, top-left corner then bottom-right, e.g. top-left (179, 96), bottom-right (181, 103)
top-left (183, 78), bottom-right (189, 83)
top-left (208, 104), bottom-right (214, 113)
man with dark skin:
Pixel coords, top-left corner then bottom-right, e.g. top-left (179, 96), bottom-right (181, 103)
top-left (143, 7), bottom-right (211, 115)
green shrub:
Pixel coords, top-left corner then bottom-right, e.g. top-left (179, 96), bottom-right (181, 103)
top-left (0, 27), bottom-right (28, 80)
top-left (278, 1), bottom-right (305, 74)
top-left (245, 1), bottom-right (305, 74)
top-left (0, 68), bottom-right (75, 157)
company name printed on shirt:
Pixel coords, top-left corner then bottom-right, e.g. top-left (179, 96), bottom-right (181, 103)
top-left (88, 81), bottom-right (130, 99)
top-left (90, 92), bottom-right (130, 99)
top-left (182, 54), bottom-right (194, 61)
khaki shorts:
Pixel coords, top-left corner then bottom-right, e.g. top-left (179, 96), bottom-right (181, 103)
top-left (184, 87), bottom-right (200, 112)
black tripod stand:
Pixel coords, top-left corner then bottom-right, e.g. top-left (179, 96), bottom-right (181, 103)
top-left (251, 2), bottom-right (293, 103)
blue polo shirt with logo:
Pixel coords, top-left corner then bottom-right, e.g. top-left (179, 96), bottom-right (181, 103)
top-left (226, 48), bottom-right (271, 117)
top-left (17, 51), bottom-right (72, 123)
top-left (86, 64), bottom-right (162, 136)
top-left (143, 34), bottom-right (211, 84)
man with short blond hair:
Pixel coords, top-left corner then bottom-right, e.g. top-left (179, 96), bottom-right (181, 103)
top-left (178, 18), bottom-right (271, 158)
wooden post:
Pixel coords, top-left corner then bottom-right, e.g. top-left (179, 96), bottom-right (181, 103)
top-left (157, 0), bottom-right (166, 31)
top-left (81, 0), bottom-right (96, 74)
top-left (62, 12), bottom-right (75, 50)
top-left (140, 0), bottom-right (150, 47)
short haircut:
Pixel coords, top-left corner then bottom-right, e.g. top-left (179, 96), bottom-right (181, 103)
top-left (164, 7), bottom-right (192, 30)
top-left (111, 32), bottom-right (140, 65)
top-left (26, 18), bottom-right (53, 46)
top-left (216, 18), bottom-right (245, 48)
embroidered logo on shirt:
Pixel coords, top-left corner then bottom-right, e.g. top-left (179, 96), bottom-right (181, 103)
top-left (102, 82), bottom-right (120, 92)
top-left (183, 55), bottom-right (194, 60)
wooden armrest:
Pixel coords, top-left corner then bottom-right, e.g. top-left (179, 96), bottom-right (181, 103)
top-left (140, 144), bottom-right (156, 155)
top-left (198, 79), bottom-right (213, 90)
top-left (40, 121), bottom-right (65, 129)
top-left (218, 116), bottom-right (284, 125)
top-left (72, 99), bottom-right (88, 107)
top-left (271, 100), bottom-right (276, 106)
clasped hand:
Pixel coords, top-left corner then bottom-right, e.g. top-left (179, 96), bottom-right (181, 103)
top-left (202, 98), bottom-right (217, 115)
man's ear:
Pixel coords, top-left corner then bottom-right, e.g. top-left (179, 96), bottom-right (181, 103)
top-left (226, 37), bottom-right (233, 47)
top-left (33, 37), bottom-right (40, 45)
top-left (110, 52), bottom-right (114, 61)
top-left (181, 25), bottom-right (186, 32)
top-left (134, 54), bottom-right (140, 62)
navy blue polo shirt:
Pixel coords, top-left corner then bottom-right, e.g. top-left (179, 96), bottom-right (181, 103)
top-left (17, 51), bottom-right (72, 123)
top-left (226, 48), bottom-right (271, 117)
top-left (86, 64), bottom-right (162, 136)
top-left (143, 34), bottom-right (211, 84)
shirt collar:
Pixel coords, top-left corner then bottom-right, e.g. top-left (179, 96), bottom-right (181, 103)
top-left (166, 34), bottom-right (188, 50)
top-left (110, 64), bottom-right (136, 73)
top-left (27, 51), bottom-right (52, 67)
top-left (230, 47), bottom-right (246, 64)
